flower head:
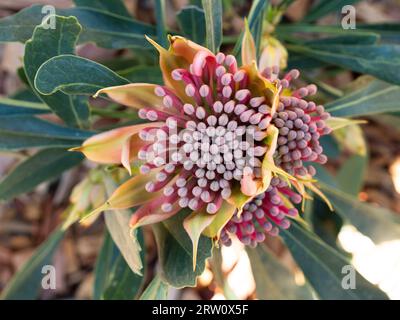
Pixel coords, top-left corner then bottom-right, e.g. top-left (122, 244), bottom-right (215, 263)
top-left (74, 28), bottom-right (332, 264)
top-left (136, 49), bottom-right (277, 214)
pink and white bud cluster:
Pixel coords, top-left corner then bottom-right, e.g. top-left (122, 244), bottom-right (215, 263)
top-left (137, 53), bottom-right (273, 214)
top-left (220, 176), bottom-right (301, 247)
top-left (221, 66), bottom-right (331, 247)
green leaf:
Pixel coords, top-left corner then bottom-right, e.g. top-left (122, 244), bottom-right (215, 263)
top-left (94, 231), bottom-right (119, 300)
top-left (284, 33), bottom-right (379, 70)
top-left (0, 5), bottom-right (156, 49)
top-left (183, 211), bottom-right (216, 270)
top-left (73, 0), bottom-right (131, 18)
top-left (17, 67), bottom-right (30, 86)
top-left (154, 0), bottom-right (167, 48)
top-left (247, 244), bottom-right (315, 299)
top-left (105, 213), bottom-right (144, 276)
top-left (358, 23), bottom-right (400, 43)
top-left (118, 65), bottom-right (163, 84)
top-left (0, 116), bottom-right (92, 150)
top-left (153, 209), bottom-right (213, 288)
top-left (326, 80), bottom-right (400, 117)
top-left (177, 5), bottom-right (206, 45)
top-left (288, 43), bottom-right (400, 85)
top-left (233, 0), bottom-right (270, 57)
top-left (320, 135), bottom-right (340, 159)
top-left (68, 7), bottom-right (156, 49)
top-left (277, 24), bottom-right (380, 36)
top-left (0, 4), bottom-right (45, 43)
top-left (303, 0), bottom-right (361, 22)
top-left (35, 55), bottom-right (129, 96)
top-left (0, 98), bottom-right (49, 117)
top-left (102, 58), bottom-right (144, 72)
top-left (0, 133), bottom-right (86, 151)
top-left (0, 148), bottom-right (83, 200)
top-left (287, 53), bottom-right (328, 70)
top-left (280, 222), bottom-right (388, 299)
top-left (308, 198), bottom-right (345, 252)
top-left (24, 15), bottom-right (89, 128)
top-left (103, 175), bottom-right (144, 275)
top-left (94, 230), bottom-right (145, 300)
top-left (320, 182), bottom-right (400, 244)
top-left (307, 166), bottom-right (344, 251)
top-left (201, 0), bottom-right (222, 53)
top-left (139, 276), bottom-right (169, 300)
top-left (278, 23), bottom-right (399, 45)
top-left (247, 0), bottom-right (268, 54)
top-left (336, 154), bottom-right (367, 196)
top-left (282, 32), bottom-right (380, 70)
top-left (305, 33), bottom-right (380, 46)
top-left (0, 227), bottom-right (65, 299)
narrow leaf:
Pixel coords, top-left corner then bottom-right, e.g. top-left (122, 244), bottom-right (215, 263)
top-left (320, 183), bottom-right (400, 244)
top-left (358, 23), bottom-right (400, 43)
top-left (0, 148), bottom-right (83, 200)
top-left (305, 33), bottom-right (379, 46)
top-left (0, 116), bottom-right (92, 151)
top-left (177, 5), bottom-right (206, 45)
top-left (73, 0), bottom-right (131, 18)
top-left (94, 230), bottom-right (145, 299)
top-left (247, 244), bottom-right (314, 299)
top-left (326, 80), bottom-right (400, 117)
top-left (289, 44), bottom-right (400, 85)
top-left (201, 0), bottom-right (222, 53)
top-left (118, 66), bottom-right (163, 84)
top-left (303, 0), bottom-right (362, 22)
top-left (93, 231), bottom-right (119, 299)
top-left (0, 98), bottom-right (49, 117)
top-left (0, 228), bottom-right (65, 299)
top-left (241, 20), bottom-right (256, 65)
top-left (153, 209), bottom-right (213, 288)
top-left (280, 222), bottom-right (388, 299)
top-left (154, 0), bottom-right (167, 48)
top-left (83, 172), bottom-right (163, 221)
top-left (336, 155), bottom-right (367, 196)
top-left (103, 176), bottom-right (145, 275)
top-left (233, 0), bottom-right (269, 57)
top-left (183, 210), bottom-right (216, 270)
top-left (278, 24), bottom-right (385, 41)
top-left (0, 5), bottom-right (156, 49)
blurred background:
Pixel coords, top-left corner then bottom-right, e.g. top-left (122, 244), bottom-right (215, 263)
top-left (0, 0), bottom-right (400, 300)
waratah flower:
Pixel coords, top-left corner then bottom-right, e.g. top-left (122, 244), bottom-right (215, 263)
top-left (73, 24), bottom-right (332, 265)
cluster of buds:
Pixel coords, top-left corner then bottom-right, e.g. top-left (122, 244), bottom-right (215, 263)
top-left (273, 88), bottom-right (331, 177)
top-left (219, 66), bottom-right (331, 247)
top-left (220, 177), bottom-right (302, 247)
